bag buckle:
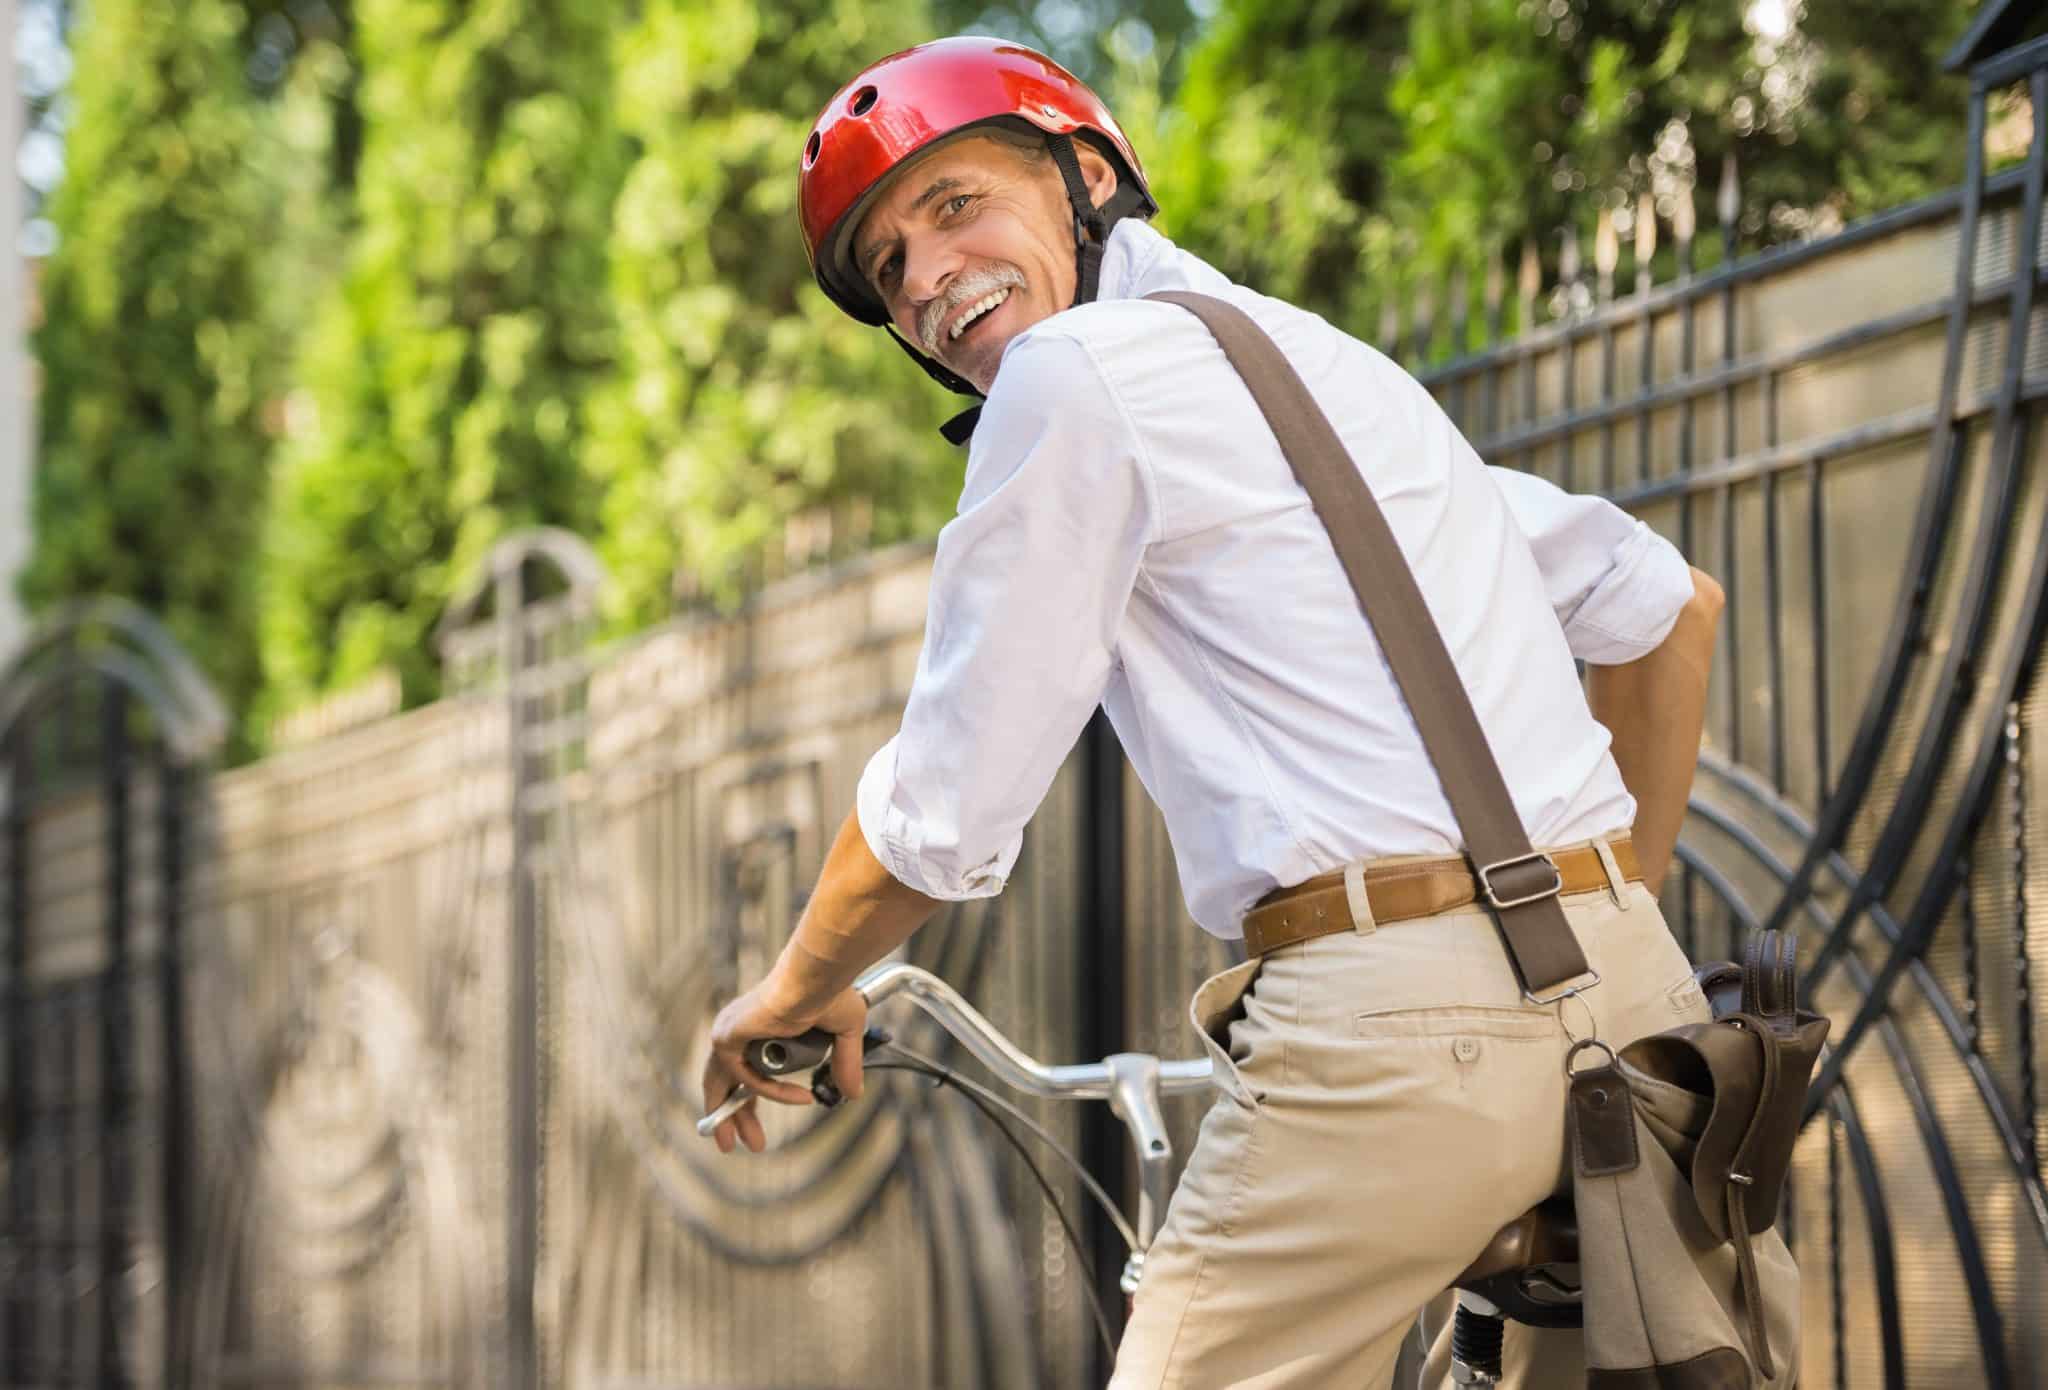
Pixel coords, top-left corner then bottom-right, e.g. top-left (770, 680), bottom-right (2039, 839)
top-left (1477, 850), bottom-right (1563, 910)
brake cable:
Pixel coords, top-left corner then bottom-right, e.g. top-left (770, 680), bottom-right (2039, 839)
top-left (763, 1027), bottom-right (1145, 1358)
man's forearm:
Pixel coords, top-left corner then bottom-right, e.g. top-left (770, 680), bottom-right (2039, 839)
top-left (1586, 567), bottom-right (1725, 888)
top-left (761, 809), bottom-right (942, 1020)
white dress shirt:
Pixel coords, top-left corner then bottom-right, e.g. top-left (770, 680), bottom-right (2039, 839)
top-left (857, 219), bottom-right (1696, 938)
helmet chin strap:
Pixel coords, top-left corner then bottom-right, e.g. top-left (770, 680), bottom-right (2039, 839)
top-left (937, 132), bottom-right (1115, 447)
top-left (1048, 133), bottom-right (1111, 309)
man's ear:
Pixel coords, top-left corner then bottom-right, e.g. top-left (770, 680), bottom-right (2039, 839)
top-left (1074, 141), bottom-right (1121, 213)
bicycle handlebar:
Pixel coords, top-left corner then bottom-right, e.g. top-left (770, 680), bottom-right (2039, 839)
top-left (703, 962), bottom-right (1214, 1285)
top-left (854, 962), bottom-right (1214, 1099)
top-left (746, 1030), bottom-right (835, 1075)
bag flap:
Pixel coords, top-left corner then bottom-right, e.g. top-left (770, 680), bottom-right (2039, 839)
top-left (1730, 1013), bottom-right (1830, 1231)
top-left (1625, 1011), bottom-right (1829, 1238)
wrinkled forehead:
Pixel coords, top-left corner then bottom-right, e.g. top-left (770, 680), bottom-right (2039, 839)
top-left (844, 131), bottom-right (1034, 274)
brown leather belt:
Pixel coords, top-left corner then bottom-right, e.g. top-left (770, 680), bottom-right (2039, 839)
top-left (1240, 836), bottom-right (1641, 959)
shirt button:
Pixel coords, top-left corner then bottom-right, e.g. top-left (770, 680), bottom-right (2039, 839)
top-left (1452, 1037), bottom-right (1481, 1062)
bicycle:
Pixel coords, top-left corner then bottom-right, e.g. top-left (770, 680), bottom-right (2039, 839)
top-left (700, 960), bottom-right (1592, 1386)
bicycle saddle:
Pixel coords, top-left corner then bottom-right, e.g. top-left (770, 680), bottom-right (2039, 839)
top-left (1453, 1199), bottom-right (1583, 1328)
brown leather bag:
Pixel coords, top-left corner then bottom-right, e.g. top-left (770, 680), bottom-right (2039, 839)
top-left (1571, 928), bottom-right (1828, 1386)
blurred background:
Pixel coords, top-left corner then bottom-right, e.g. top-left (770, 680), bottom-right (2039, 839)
top-left (0, 0), bottom-right (1989, 756)
top-left (5, 1), bottom-right (2047, 1387)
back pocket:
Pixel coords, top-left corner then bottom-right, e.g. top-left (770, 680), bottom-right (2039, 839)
top-left (1353, 1005), bottom-right (1559, 1042)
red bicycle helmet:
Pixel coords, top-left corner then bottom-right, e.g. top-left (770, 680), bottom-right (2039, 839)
top-left (800, 37), bottom-right (1158, 331)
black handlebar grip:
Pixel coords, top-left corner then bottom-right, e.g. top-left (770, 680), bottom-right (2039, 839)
top-left (746, 1029), bottom-right (836, 1076)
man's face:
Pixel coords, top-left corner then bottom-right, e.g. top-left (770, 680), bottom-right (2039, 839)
top-left (852, 132), bottom-right (1119, 394)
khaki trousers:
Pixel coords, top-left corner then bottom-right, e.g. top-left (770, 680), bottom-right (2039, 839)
top-left (1108, 852), bottom-right (1714, 1389)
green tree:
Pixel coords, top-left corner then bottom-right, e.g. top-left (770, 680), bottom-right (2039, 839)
top-left (1133, 0), bottom-right (1410, 338)
top-left (588, 0), bottom-right (961, 629)
top-left (23, 1), bottom-right (279, 744)
top-left (1148, 0), bottom-right (1979, 344)
top-left (932, 0), bottom-right (1205, 84)
top-left (259, 0), bottom-right (625, 718)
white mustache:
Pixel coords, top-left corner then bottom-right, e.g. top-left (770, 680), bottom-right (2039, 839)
top-left (920, 266), bottom-right (1027, 357)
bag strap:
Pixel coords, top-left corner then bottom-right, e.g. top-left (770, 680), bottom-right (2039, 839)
top-left (1147, 290), bottom-right (1593, 998)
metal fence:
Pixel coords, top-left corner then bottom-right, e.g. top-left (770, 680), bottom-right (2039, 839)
top-left (8, 26), bottom-right (2048, 1390)
top-left (1409, 24), bottom-right (2048, 1390)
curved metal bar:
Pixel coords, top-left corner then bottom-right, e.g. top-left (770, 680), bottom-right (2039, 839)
top-left (0, 598), bottom-right (227, 760)
top-left (1683, 850), bottom-right (2012, 1386)
top-left (1807, 425), bottom-right (2048, 1107)
top-left (1695, 754), bottom-right (1866, 898)
top-left (436, 526), bottom-right (608, 640)
top-left (1805, 78), bottom-right (2048, 988)
top-left (1759, 89), bottom-right (1991, 937)
top-left (1669, 843), bottom-right (1763, 941)
top-left (856, 963), bottom-right (1213, 1100)
top-left (0, 649), bottom-right (192, 765)
top-left (1853, 976), bottom-right (2014, 1387)
top-left (1685, 784), bottom-right (2048, 1243)
top-left (1828, 1084), bottom-right (1909, 1390)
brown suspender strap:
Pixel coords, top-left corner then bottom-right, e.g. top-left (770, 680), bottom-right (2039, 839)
top-left (1146, 289), bottom-right (1594, 999)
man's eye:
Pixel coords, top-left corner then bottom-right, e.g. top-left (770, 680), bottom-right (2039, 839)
top-left (946, 194), bottom-right (973, 214)
top-left (877, 252), bottom-right (901, 286)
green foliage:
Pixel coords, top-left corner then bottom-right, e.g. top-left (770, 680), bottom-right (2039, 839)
top-left (25, 0), bottom-right (2002, 755)
top-left (1134, 0), bottom-right (1409, 337)
top-left (258, 0), bottom-right (625, 718)
top-left (22, 0), bottom-right (279, 750)
top-left (1147, 0), bottom-right (1980, 340)
top-left (588, 0), bottom-right (961, 630)
top-left (932, 0), bottom-right (1205, 84)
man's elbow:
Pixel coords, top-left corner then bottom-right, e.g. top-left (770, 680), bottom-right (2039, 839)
top-left (1652, 567), bottom-right (1724, 677)
top-left (1686, 566), bottom-right (1725, 622)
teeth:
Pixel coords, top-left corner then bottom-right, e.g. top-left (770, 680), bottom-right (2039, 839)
top-left (949, 289), bottom-right (1010, 341)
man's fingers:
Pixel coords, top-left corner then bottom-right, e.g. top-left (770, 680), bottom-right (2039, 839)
top-left (831, 1025), bottom-right (865, 1101)
top-left (735, 1105), bottom-right (768, 1153)
top-left (732, 1057), bottom-right (814, 1107)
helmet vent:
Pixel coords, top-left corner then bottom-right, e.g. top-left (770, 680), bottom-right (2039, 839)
top-left (850, 85), bottom-right (878, 116)
top-left (804, 131), bottom-right (822, 166)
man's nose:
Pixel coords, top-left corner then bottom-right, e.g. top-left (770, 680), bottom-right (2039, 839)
top-left (901, 237), bottom-right (959, 310)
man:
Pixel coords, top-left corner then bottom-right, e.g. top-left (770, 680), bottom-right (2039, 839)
top-left (704, 37), bottom-right (1727, 1388)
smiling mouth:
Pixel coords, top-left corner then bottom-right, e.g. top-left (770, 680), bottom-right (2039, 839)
top-left (947, 288), bottom-right (1011, 344)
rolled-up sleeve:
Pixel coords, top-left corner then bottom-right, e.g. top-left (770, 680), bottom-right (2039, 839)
top-left (1491, 467), bottom-right (1696, 665)
top-left (857, 330), bottom-right (1157, 899)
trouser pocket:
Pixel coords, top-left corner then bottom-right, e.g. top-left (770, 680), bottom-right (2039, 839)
top-left (1189, 956), bottom-right (1265, 1109)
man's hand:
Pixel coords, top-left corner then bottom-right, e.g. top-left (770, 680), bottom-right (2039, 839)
top-left (701, 808), bottom-right (940, 1154)
top-left (702, 981), bottom-right (868, 1155)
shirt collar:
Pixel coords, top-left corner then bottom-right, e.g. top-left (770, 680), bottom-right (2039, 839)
top-left (1092, 219), bottom-right (1173, 303)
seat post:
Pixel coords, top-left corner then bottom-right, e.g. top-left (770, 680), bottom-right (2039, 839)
top-left (1451, 1289), bottom-right (1506, 1385)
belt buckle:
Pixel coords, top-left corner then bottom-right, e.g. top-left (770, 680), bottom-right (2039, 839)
top-left (1477, 850), bottom-right (1563, 911)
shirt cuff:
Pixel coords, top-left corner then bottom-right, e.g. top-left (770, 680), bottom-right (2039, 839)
top-left (1565, 523), bottom-right (1697, 664)
top-left (855, 737), bottom-right (1021, 901)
